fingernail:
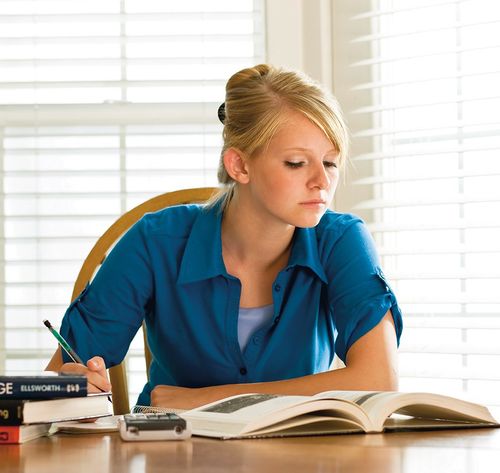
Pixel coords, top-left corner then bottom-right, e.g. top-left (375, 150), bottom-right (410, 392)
top-left (91, 360), bottom-right (100, 369)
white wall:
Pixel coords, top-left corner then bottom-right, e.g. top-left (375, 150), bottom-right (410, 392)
top-left (265, 0), bottom-right (333, 90)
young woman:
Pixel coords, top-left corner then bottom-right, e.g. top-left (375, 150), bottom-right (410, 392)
top-left (46, 64), bottom-right (403, 409)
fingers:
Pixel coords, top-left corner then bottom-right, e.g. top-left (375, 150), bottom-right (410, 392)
top-left (86, 356), bottom-right (111, 393)
top-left (87, 356), bottom-right (107, 377)
top-left (60, 361), bottom-right (88, 376)
top-left (150, 385), bottom-right (172, 407)
top-left (60, 358), bottom-right (111, 393)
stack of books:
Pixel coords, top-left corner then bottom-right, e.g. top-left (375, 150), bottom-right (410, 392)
top-left (0, 372), bottom-right (111, 444)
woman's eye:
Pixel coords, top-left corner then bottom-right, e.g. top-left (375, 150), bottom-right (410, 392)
top-left (284, 161), bottom-right (304, 169)
top-left (324, 161), bottom-right (338, 169)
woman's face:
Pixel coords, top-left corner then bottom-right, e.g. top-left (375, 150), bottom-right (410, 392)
top-left (244, 110), bottom-right (340, 228)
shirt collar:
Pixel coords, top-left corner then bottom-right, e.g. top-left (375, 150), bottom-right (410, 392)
top-left (177, 201), bottom-right (328, 285)
top-left (287, 226), bottom-right (328, 284)
top-left (177, 202), bottom-right (227, 284)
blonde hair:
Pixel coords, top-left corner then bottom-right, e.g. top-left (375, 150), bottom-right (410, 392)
top-left (211, 64), bottom-right (349, 209)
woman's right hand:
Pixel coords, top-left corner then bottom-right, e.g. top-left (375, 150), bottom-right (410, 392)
top-left (60, 356), bottom-right (111, 393)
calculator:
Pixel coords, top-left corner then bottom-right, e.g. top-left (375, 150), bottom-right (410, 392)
top-left (118, 413), bottom-right (192, 441)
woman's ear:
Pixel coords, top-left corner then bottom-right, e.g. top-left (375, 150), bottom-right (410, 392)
top-left (222, 148), bottom-right (250, 184)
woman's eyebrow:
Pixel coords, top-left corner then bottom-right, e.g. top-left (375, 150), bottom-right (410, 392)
top-left (283, 147), bottom-right (338, 154)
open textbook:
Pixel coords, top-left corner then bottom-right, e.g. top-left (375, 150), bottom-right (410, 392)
top-left (173, 391), bottom-right (498, 439)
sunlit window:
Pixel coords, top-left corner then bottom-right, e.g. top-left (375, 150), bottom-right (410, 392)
top-left (0, 0), bottom-right (265, 402)
top-left (335, 0), bottom-right (500, 408)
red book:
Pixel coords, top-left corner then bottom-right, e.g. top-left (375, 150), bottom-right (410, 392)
top-left (0, 424), bottom-right (51, 444)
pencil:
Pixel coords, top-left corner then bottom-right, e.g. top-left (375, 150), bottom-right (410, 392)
top-left (43, 319), bottom-right (84, 365)
top-left (43, 319), bottom-right (113, 405)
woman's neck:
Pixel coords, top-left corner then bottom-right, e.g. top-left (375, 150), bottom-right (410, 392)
top-left (221, 192), bottom-right (294, 271)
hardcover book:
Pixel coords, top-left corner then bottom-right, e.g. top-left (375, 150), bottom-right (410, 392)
top-left (0, 424), bottom-right (52, 444)
top-left (178, 390), bottom-right (499, 439)
top-left (0, 372), bottom-right (87, 399)
top-left (0, 392), bottom-right (111, 426)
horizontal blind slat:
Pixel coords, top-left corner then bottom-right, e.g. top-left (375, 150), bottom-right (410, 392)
top-left (0, 80), bottom-right (226, 89)
top-left (400, 343), bottom-right (500, 356)
top-left (399, 368), bottom-right (500, 382)
top-left (352, 145), bottom-right (500, 161)
top-left (0, 12), bottom-right (257, 22)
top-left (355, 196), bottom-right (500, 209)
top-left (350, 1), bottom-right (462, 20)
top-left (403, 316), bottom-right (500, 329)
top-left (352, 171), bottom-right (500, 185)
top-left (353, 123), bottom-right (500, 138)
top-left (352, 19), bottom-right (500, 43)
top-left (378, 246), bottom-right (500, 256)
top-left (366, 220), bottom-right (500, 232)
top-left (351, 69), bottom-right (500, 91)
top-left (0, 103), bottom-right (224, 125)
top-left (349, 44), bottom-right (500, 67)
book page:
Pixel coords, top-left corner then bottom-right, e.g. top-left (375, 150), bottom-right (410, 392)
top-left (250, 416), bottom-right (364, 438)
top-left (384, 415), bottom-right (499, 432)
top-left (186, 394), bottom-right (307, 421)
top-left (198, 394), bottom-right (282, 414)
top-left (183, 393), bottom-right (369, 436)
top-left (313, 390), bottom-right (498, 432)
top-left (314, 391), bottom-right (382, 404)
top-left (54, 415), bottom-right (121, 433)
top-left (132, 405), bottom-right (186, 415)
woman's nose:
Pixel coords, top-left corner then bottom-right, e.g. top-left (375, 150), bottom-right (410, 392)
top-left (308, 162), bottom-right (330, 189)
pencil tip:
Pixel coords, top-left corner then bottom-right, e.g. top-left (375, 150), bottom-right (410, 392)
top-left (43, 319), bottom-right (51, 328)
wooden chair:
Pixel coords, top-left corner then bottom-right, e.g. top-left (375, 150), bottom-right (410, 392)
top-left (71, 187), bottom-right (217, 415)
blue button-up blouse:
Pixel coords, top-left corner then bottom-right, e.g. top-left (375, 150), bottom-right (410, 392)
top-left (60, 202), bottom-right (403, 405)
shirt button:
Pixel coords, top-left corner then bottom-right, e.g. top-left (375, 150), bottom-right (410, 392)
top-left (274, 284), bottom-right (281, 292)
top-left (253, 336), bottom-right (260, 345)
top-left (240, 367), bottom-right (247, 375)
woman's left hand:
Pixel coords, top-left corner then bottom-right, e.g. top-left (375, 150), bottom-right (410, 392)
top-left (150, 385), bottom-right (215, 409)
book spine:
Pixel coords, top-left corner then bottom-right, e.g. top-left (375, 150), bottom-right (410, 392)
top-left (0, 426), bottom-right (21, 443)
top-left (0, 377), bottom-right (87, 399)
top-left (0, 401), bottom-right (23, 426)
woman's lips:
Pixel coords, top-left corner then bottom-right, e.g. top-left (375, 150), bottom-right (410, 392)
top-left (300, 200), bottom-right (326, 205)
top-left (299, 200), bottom-right (326, 209)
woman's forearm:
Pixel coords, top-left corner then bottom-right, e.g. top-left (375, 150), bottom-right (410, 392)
top-left (152, 312), bottom-right (399, 409)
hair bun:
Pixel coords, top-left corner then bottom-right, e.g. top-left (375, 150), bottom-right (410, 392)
top-left (226, 64), bottom-right (270, 91)
top-left (254, 64), bottom-right (270, 77)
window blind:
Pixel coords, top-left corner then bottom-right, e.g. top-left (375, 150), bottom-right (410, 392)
top-left (334, 0), bottom-right (500, 408)
top-left (0, 0), bottom-right (265, 403)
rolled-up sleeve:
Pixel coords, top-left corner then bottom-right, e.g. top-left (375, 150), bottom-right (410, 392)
top-left (60, 219), bottom-right (153, 367)
top-left (325, 220), bottom-right (403, 363)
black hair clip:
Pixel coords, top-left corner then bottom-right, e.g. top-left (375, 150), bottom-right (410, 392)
top-left (217, 102), bottom-right (226, 124)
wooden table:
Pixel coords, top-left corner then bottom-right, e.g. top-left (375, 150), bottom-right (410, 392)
top-left (3, 428), bottom-right (500, 473)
